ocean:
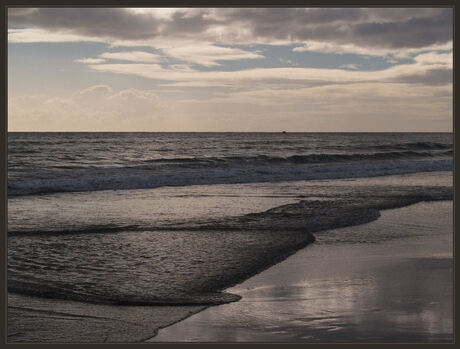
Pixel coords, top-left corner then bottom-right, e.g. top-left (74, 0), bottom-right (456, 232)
top-left (7, 132), bottom-right (453, 309)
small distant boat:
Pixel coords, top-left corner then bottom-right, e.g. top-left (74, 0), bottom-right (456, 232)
top-left (282, 131), bottom-right (287, 134)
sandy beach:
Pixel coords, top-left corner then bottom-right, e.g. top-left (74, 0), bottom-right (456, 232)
top-left (8, 199), bottom-right (452, 343)
top-left (150, 200), bottom-right (453, 342)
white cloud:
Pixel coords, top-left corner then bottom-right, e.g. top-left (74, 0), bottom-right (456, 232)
top-left (74, 84), bottom-right (114, 98)
top-left (72, 44), bottom-right (265, 74)
top-left (75, 58), bottom-right (106, 64)
top-left (339, 64), bottom-right (359, 70)
top-left (99, 51), bottom-right (162, 63)
top-left (8, 28), bottom-right (105, 43)
top-left (292, 40), bottom-right (453, 58)
top-left (162, 44), bottom-right (264, 66)
top-left (280, 58), bottom-right (296, 66)
top-left (414, 51), bottom-right (452, 65)
top-left (9, 85), bottom-right (170, 131)
top-left (385, 58), bottom-right (399, 64)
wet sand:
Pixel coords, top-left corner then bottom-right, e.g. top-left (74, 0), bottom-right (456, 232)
top-left (8, 293), bottom-right (206, 343)
top-left (150, 200), bottom-right (453, 342)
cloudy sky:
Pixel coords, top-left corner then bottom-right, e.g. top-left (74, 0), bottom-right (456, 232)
top-left (8, 7), bottom-right (453, 132)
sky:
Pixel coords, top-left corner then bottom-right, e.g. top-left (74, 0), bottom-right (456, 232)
top-left (8, 7), bottom-right (453, 132)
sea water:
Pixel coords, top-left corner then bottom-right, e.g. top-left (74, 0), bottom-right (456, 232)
top-left (7, 132), bottom-right (453, 305)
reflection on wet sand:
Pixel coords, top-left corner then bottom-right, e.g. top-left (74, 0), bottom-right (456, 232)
top-left (155, 258), bottom-right (451, 342)
top-left (151, 201), bottom-right (452, 342)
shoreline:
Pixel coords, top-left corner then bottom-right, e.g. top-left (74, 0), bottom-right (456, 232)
top-left (8, 199), bottom-right (453, 343)
top-left (149, 200), bottom-right (453, 342)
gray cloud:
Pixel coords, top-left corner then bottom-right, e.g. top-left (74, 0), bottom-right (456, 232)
top-left (162, 10), bottom-right (219, 35)
top-left (225, 8), bottom-right (366, 26)
top-left (226, 8), bottom-right (452, 49)
top-left (8, 8), bottom-right (453, 50)
top-left (351, 11), bottom-right (453, 49)
top-left (9, 8), bottom-right (160, 40)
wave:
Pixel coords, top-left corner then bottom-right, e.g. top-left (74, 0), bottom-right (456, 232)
top-left (8, 158), bottom-right (453, 197)
top-left (131, 149), bottom-right (450, 166)
top-left (286, 150), bottom-right (443, 163)
top-left (7, 224), bottom-right (145, 237)
top-left (9, 185), bottom-right (453, 237)
top-left (371, 141), bottom-right (451, 151)
top-left (7, 279), bottom-right (242, 306)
